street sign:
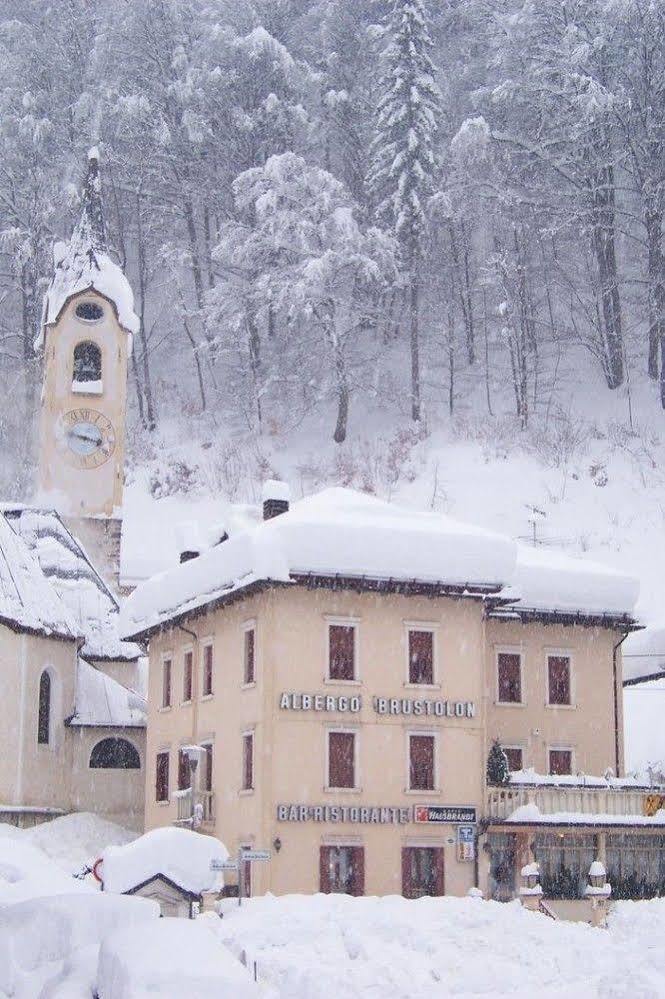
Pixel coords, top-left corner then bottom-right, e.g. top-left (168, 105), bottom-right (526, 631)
top-left (241, 849), bottom-right (271, 862)
top-left (210, 859), bottom-right (239, 872)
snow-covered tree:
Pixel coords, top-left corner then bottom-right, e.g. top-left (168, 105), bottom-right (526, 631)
top-left (368, 0), bottom-right (441, 422)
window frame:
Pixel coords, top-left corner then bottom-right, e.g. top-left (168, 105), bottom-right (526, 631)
top-left (548, 746), bottom-right (574, 777)
top-left (501, 745), bottom-right (525, 773)
top-left (546, 650), bottom-right (575, 708)
top-left (325, 616), bottom-right (360, 685)
top-left (182, 647), bottom-right (193, 704)
top-left (160, 654), bottom-right (172, 710)
top-left (495, 647), bottom-right (524, 706)
top-left (155, 750), bottom-right (170, 803)
top-left (201, 640), bottom-right (214, 698)
top-left (406, 730), bottom-right (438, 793)
top-left (241, 730), bottom-right (255, 793)
top-left (404, 621), bottom-right (438, 688)
top-left (242, 620), bottom-right (256, 687)
top-left (325, 727), bottom-right (359, 792)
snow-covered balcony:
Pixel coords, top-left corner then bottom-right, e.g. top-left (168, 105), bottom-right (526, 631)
top-left (486, 771), bottom-right (664, 826)
top-left (174, 789), bottom-right (215, 827)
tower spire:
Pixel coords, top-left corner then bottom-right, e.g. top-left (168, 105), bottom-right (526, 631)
top-left (78, 147), bottom-right (106, 254)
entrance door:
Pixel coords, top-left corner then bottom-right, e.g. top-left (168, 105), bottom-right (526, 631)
top-left (488, 833), bottom-right (517, 901)
top-left (319, 846), bottom-right (365, 896)
top-left (402, 847), bottom-right (444, 898)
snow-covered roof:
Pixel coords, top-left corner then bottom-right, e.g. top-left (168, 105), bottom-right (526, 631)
top-left (4, 507), bottom-right (141, 662)
top-left (67, 658), bottom-right (146, 728)
top-left (623, 623), bottom-right (665, 684)
top-left (506, 802), bottom-right (665, 826)
top-left (101, 827), bottom-right (228, 896)
top-left (0, 511), bottom-right (77, 640)
top-left (36, 148), bottom-right (138, 349)
top-left (121, 487), bottom-right (516, 637)
top-left (493, 543), bottom-right (640, 622)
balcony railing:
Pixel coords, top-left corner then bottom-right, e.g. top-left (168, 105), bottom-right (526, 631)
top-left (486, 783), bottom-right (656, 823)
top-left (175, 789), bottom-right (215, 825)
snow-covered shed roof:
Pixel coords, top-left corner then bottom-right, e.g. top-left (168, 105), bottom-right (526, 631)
top-left (492, 544), bottom-right (640, 624)
top-left (101, 827), bottom-right (228, 896)
top-left (0, 511), bottom-right (77, 640)
top-left (3, 507), bottom-right (141, 662)
top-left (121, 487), bottom-right (517, 638)
top-left (36, 148), bottom-right (139, 349)
top-left (67, 657), bottom-right (146, 728)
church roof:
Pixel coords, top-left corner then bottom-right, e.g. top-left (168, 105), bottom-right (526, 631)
top-left (67, 656), bottom-right (146, 728)
top-left (36, 148), bottom-right (139, 349)
top-left (0, 510), bottom-right (77, 640)
top-left (2, 506), bottom-right (141, 662)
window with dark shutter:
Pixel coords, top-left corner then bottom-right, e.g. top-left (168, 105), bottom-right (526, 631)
top-left (409, 734), bottom-right (435, 790)
top-left (156, 752), bottom-right (169, 801)
top-left (242, 733), bottom-right (254, 790)
top-left (408, 630), bottom-right (434, 685)
top-left (548, 656), bottom-right (571, 705)
top-left (162, 659), bottom-right (172, 708)
top-left (319, 846), bottom-right (364, 895)
top-left (178, 749), bottom-right (190, 790)
top-left (497, 653), bottom-right (522, 703)
top-left (549, 749), bottom-right (572, 776)
top-left (183, 651), bottom-right (193, 702)
top-left (244, 629), bottom-right (255, 684)
top-left (328, 731), bottom-right (355, 788)
top-left (328, 625), bottom-right (355, 681)
top-left (203, 645), bottom-right (213, 696)
top-left (402, 847), bottom-right (444, 898)
top-left (37, 671), bottom-right (51, 745)
top-left (503, 747), bottom-right (523, 772)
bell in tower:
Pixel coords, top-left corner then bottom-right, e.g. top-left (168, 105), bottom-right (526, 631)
top-left (36, 148), bottom-right (139, 590)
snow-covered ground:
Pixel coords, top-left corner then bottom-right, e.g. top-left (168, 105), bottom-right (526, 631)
top-left (213, 892), bottom-right (665, 998)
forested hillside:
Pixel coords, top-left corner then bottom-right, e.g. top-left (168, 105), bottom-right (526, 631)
top-left (2, 0), bottom-right (665, 512)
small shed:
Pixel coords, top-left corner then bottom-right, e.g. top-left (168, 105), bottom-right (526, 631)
top-left (125, 872), bottom-right (201, 919)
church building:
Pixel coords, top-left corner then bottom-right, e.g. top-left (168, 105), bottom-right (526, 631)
top-left (0, 149), bottom-right (145, 829)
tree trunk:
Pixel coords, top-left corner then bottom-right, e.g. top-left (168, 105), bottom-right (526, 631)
top-left (332, 328), bottom-right (349, 444)
top-left (136, 195), bottom-right (156, 430)
top-left (590, 163), bottom-right (624, 389)
top-left (410, 267), bottom-right (420, 422)
top-left (645, 207), bottom-right (665, 384)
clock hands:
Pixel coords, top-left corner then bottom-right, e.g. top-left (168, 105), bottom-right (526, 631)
top-left (68, 427), bottom-right (102, 445)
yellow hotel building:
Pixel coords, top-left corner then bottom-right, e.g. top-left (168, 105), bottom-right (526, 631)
top-left (122, 485), bottom-right (665, 903)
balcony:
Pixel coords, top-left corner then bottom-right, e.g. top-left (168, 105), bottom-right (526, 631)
top-left (174, 789), bottom-right (215, 826)
top-left (486, 781), bottom-right (660, 825)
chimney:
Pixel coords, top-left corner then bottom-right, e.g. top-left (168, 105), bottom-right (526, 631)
top-left (176, 521), bottom-right (202, 564)
top-left (180, 549), bottom-right (200, 563)
top-left (262, 479), bottom-right (290, 520)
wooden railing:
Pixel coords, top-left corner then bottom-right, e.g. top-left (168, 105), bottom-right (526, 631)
top-left (175, 789), bottom-right (215, 825)
top-left (486, 783), bottom-right (653, 822)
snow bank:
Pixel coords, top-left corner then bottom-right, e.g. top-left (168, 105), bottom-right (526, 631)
top-left (122, 487), bottom-right (516, 636)
top-left (101, 827), bottom-right (228, 895)
top-left (21, 812), bottom-right (138, 875)
top-left (0, 892), bottom-right (158, 995)
top-left (504, 544), bottom-right (639, 618)
top-left (97, 919), bottom-right (260, 999)
top-left (0, 838), bottom-right (90, 905)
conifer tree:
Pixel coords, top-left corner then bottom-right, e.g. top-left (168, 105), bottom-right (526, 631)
top-left (486, 740), bottom-right (509, 786)
top-left (368, 0), bottom-right (441, 422)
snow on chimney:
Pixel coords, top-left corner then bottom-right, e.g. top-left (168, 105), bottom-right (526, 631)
top-left (176, 521), bottom-right (202, 563)
top-left (262, 480), bottom-right (290, 520)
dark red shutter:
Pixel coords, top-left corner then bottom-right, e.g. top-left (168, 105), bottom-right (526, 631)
top-left (548, 656), bottom-right (570, 705)
top-left (409, 631), bottom-right (433, 684)
top-left (156, 752), bottom-right (169, 801)
top-left (243, 734), bottom-right (253, 789)
top-left (329, 625), bottom-right (355, 680)
top-left (410, 735), bottom-right (434, 790)
top-left (329, 732), bottom-right (355, 787)
top-left (352, 847), bottom-right (365, 896)
top-left (549, 749), bottom-right (572, 775)
top-left (178, 749), bottom-right (190, 790)
top-left (204, 744), bottom-right (213, 792)
top-left (245, 630), bottom-right (255, 684)
top-left (503, 747), bottom-right (523, 772)
top-left (319, 847), bottom-right (331, 893)
top-left (183, 652), bottom-right (193, 701)
top-left (498, 654), bottom-right (521, 702)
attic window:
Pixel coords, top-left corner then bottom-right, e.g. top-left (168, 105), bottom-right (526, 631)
top-left (75, 300), bottom-right (104, 322)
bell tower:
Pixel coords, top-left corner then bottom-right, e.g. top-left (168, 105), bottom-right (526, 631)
top-left (36, 148), bottom-right (139, 589)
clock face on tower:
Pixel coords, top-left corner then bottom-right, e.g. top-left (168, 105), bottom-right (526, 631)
top-left (61, 408), bottom-right (116, 469)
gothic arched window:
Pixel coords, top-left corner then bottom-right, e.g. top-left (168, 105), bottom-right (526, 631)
top-left (89, 737), bottom-right (140, 770)
top-left (37, 671), bottom-right (51, 745)
top-left (73, 341), bottom-right (101, 383)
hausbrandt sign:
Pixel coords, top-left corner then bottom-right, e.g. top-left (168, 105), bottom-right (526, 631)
top-left (277, 804), bottom-right (477, 825)
top-left (279, 692), bottom-right (475, 718)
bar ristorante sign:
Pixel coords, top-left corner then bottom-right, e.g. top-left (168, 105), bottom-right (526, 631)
top-left (279, 692), bottom-right (475, 718)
